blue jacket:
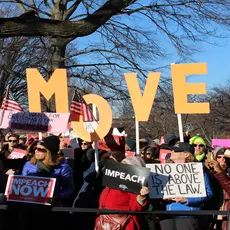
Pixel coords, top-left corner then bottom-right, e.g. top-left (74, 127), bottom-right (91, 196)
top-left (22, 161), bottom-right (74, 200)
top-left (166, 171), bottom-right (213, 211)
top-left (73, 162), bottom-right (104, 208)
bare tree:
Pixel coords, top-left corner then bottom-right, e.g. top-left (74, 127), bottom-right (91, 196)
top-left (1, 0), bottom-right (230, 111)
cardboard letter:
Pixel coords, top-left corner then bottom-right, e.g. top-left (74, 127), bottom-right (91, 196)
top-left (124, 72), bottom-right (161, 121)
top-left (171, 63), bottom-right (210, 114)
top-left (71, 94), bottom-right (112, 142)
top-left (26, 69), bottom-right (68, 112)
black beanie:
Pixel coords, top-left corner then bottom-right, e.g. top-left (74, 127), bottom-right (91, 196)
top-left (39, 136), bottom-right (60, 155)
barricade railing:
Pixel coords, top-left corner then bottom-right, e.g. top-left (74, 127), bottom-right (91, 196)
top-left (0, 205), bottom-right (229, 230)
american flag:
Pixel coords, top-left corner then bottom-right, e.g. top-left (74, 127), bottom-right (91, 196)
top-left (1, 88), bottom-right (23, 112)
top-left (70, 90), bottom-right (95, 122)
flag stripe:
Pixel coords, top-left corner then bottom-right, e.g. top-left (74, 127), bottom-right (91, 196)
top-left (1, 89), bottom-right (23, 112)
top-left (70, 90), bottom-right (96, 122)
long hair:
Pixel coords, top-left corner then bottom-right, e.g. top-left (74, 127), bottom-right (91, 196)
top-left (30, 147), bottom-right (59, 167)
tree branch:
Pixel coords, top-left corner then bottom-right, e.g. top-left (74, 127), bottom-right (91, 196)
top-left (0, 0), bottom-right (136, 38)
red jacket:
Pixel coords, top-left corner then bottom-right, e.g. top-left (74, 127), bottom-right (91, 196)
top-left (96, 187), bottom-right (148, 230)
top-left (214, 172), bottom-right (230, 230)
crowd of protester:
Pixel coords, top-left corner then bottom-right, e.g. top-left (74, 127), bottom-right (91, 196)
top-left (0, 130), bottom-right (229, 230)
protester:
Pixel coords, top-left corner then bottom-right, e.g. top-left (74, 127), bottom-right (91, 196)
top-left (144, 146), bottom-right (160, 163)
top-left (189, 136), bottom-right (207, 162)
top-left (160, 142), bottom-right (213, 230)
top-left (22, 135), bottom-right (74, 204)
top-left (73, 150), bottom-right (110, 230)
top-left (79, 139), bottom-right (95, 171)
top-left (0, 134), bottom-right (27, 176)
top-left (95, 156), bottom-right (149, 230)
top-left (125, 138), bottom-right (136, 152)
top-left (205, 148), bottom-right (230, 230)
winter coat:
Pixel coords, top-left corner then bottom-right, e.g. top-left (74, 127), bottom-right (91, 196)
top-left (214, 172), bottom-right (230, 230)
top-left (96, 187), bottom-right (148, 230)
top-left (165, 171), bottom-right (213, 212)
top-left (22, 161), bottom-right (74, 200)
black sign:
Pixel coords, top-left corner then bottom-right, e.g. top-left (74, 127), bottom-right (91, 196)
top-left (102, 160), bottom-right (150, 194)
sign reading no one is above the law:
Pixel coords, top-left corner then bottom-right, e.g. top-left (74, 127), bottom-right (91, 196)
top-left (146, 163), bottom-right (206, 199)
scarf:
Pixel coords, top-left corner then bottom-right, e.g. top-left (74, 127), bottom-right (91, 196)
top-left (36, 160), bottom-right (52, 177)
top-left (195, 152), bottom-right (205, 162)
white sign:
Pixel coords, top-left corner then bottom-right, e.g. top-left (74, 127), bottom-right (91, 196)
top-left (146, 163), bottom-right (206, 199)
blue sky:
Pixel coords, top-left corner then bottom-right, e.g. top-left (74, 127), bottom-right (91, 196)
top-left (183, 41), bottom-right (230, 90)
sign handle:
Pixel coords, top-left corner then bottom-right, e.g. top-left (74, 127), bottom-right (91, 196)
top-left (135, 118), bottom-right (140, 155)
top-left (93, 104), bottom-right (99, 173)
top-left (177, 114), bottom-right (184, 142)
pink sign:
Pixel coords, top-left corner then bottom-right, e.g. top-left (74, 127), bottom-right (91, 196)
top-left (0, 110), bottom-right (69, 133)
top-left (212, 139), bottom-right (230, 148)
top-left (159, 149), bottom-right (172, 163)
top-left (125, 151), bottom-right (135, 157)
top-left (8, 148), bottom-right (27, 159)
top-left (5, 175), bottom-right (56, 205)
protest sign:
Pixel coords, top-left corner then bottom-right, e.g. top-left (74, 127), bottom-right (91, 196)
top-left (0, 110), bottom-right (69, 133)
top-left (125, 151), bottom-right (135, 157)
top-left (146, 163), bottom-right (206, 199)
top-left (5, 175), bottom-right (56, 205)
top-left (212, 139), bottom-right (230, 148)
top-left (102, 160), bottom-right (150, 194)
top-left (159, 149), bottom-right (172, 163)
top-left (69, 128), bottom-right (79, 149)
top-left (84, 121), bottom-right (99, 133)
top-left (7, 148), bottom-right (27, 159)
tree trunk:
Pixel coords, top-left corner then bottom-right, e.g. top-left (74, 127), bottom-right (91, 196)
top-left (43, 37), bottom-right (69, 112)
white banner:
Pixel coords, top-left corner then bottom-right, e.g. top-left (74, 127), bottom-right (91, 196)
top-left (146, 163), bottom-right (206, 199)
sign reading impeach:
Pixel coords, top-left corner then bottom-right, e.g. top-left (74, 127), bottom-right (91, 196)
top-left (103, 160), bottom-right (150, 194)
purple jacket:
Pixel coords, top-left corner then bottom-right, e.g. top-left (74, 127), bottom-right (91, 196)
top-left (22, 161), bottom-right (74, 200)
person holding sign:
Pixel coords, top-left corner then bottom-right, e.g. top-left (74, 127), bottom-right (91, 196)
top-left (95, 156), bottom-right (149, 230)
top-left (22, 136), bottom-right (74, 205)
top-left (160, 142), bottom-right (213, 230)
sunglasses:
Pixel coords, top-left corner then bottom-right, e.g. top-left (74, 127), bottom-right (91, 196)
top-left (217, 156), bottom-right (229, 160)
top-left (193, 144), bottom-right (205, 148)
top-left (8, 140), bottom-right (17, 143)
top-left (81, 143), bottom-right (89, 145)
top-left (35, 147), bottom-right (47, 153)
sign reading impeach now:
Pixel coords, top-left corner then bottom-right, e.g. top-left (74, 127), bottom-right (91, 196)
top-left (5, 175), bottom-right (56, 205)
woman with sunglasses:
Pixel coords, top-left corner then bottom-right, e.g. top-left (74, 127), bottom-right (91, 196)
top-left (22, 136), bottom-right (74, 205)
top-left (189, 136), bottom-right (207, 162)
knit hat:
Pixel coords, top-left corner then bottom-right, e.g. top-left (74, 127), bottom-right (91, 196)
top-left (189, 136), bottom-right (206, 148)
top-left (125, 138), bottom-right (136, 151)
top-left (122, 156), bottom-right (146, 167)
top-left (38, 136), bottom-right (60, 155)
